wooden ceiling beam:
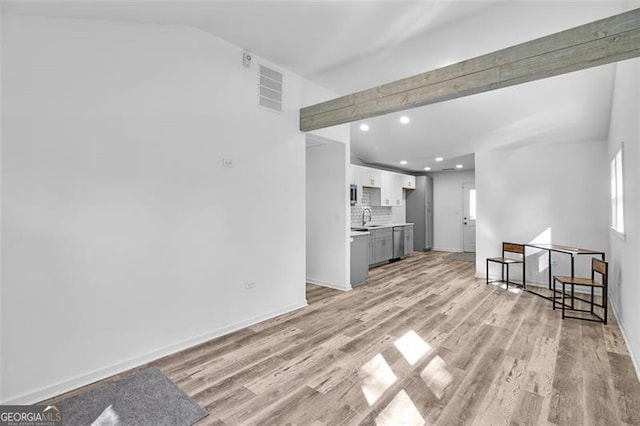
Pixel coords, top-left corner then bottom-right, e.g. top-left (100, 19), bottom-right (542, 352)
top-left (300, 8), bottom-right (640, 132)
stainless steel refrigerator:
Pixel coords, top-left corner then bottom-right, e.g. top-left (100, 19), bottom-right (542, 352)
top-left (406, 175), bottom-right (433, 251)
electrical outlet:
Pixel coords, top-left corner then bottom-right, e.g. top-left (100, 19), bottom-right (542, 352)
top-left (245, 281), bottom-right (256, 290)
top-left (222, 158), bottom-right (234, 168)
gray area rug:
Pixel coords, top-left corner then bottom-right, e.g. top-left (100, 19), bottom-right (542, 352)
top-left (447, 252), bottom-right (476, 262)
top-left (56, 368), bottom-right (208, 426)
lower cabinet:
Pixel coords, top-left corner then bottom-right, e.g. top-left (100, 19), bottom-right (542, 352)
top-left (351, 234), bottom-right (369, 286)
top-left (368, 237), bottom-right (375, 265)
top-left (369, 228), bottom-right (393, 266)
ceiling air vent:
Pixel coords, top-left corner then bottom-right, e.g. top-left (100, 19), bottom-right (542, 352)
top-left (258, 65), bottom-right (283, 112)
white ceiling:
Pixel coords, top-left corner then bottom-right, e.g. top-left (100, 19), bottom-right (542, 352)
top-left (3, 0), bottom-right (631, 172)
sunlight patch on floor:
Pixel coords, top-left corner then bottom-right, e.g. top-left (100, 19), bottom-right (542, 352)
top-left (498, 283), bottom-right (523, 294)
top-left (394, 330), bottom-right (434, 366)
top-left (420, 356), bottom-right (453, 400)
top-left (488, 281), bottom-right (523, 294)
top-left (92, 404), bottom-right (120, 425)
top-left (375, 389), bottom-right (425, 426)
top-left (359, 353), bottom-right (398, 406)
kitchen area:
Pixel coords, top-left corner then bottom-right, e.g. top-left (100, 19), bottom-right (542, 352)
top-left (349, 164), bottom-right (433, 287)
top-left (305, 134), bottom-right (436, 293)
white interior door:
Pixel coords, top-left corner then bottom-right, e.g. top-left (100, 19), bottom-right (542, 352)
top-left (462, 185), bottom-right (476, 252)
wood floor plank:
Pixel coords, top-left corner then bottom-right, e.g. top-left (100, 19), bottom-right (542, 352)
top-left (39, 251), bottom-right (640, 425)
top-left (608, 352), bottom-right (640, 425)
top-left (548, 375), bottom-right (584, 425)
top-left (520, 335), bottom-right (558, 399)
top-left (583, 373), bottom-right (621, 426)
top-left (472, 355), bottom-right (527, 425)
top-left (580, 321), bottom-right (622, 425)
top-left (509, 390), bottom-right (545, 426)
top-left (435, 346), bottom-right (506, 425)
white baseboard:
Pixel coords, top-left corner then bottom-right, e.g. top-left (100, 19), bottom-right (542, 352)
top-left (1, 300), bottom-right (308, 405)
top-left (433, 247), bottom-right (461, 253)
top-left (610, 300), bottom-right (640, 382)
top-left (306, 277), bottom-right (352, 292)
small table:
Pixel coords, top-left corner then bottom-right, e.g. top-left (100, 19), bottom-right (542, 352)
top-left (523, 243), bottom-right (605, 305)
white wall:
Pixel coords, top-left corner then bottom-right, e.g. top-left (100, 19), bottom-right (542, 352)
top-left (475, 140), bottom-right (609, 283)
top-left (432, 170), bottom-right (475, 252)
top-left (607, 56), bottom-right (640, 374)
top-left (0, 4), bottom-right (4, 399)
top-left (306, 135), bottom-right (350, 291)
top-left (1, 14), bottom-right (337, 403)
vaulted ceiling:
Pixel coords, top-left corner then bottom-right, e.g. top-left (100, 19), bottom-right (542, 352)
top-left (3, 0), bottom-right (631, 171)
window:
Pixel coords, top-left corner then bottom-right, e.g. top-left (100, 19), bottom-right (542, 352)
top-left (469, 189), bottom-right (477, 220)
top-left (611, 147), bottom-right (624, 234)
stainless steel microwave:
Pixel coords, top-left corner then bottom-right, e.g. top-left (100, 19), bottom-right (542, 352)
top-left (350, 184), bottom-right (357, 205)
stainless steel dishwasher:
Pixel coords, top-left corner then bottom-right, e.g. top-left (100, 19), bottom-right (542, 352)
top-left (393, 226), bottom-right (405, 259)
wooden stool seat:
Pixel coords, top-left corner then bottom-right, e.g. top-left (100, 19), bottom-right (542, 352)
top-left (487, 257), bottom-right (522, 264)
top-left (553, 276), bottom-right (604, 287)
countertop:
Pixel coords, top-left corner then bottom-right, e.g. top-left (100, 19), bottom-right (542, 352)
top-left (350, 231), bottom-right (370, 237)
top-left (350, 223), bottom-right (413, 237)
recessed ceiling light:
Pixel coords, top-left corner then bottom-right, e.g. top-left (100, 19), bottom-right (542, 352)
top-left (360, 123), bottom-right (370, 132)
top-left (456, 164), bottom-right (463, 169)
top-left (435, 157), bottom-right (443, 162)
top-left (400, 160), bottom-right (407, 165)
top-left (399, 116), bottom-right (410, 124)
top-left (424, 167), bottom-right (431, 171)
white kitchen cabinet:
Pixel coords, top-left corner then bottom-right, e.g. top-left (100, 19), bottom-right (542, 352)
top-left (351, 165), bottom-right (360, 186)
top-left (379, 172), bottom-right (393, 206)
top-left (357, 166), bottom-right (381, 188)
top-left (349, 165), bottom-right (357, 186)
top-left (349, 165), bottom-right (366, 205)
top-left (351, 165), bottom-right (407, 207)
top-left (381, 172), bottom-right (402, 206)
top-left (392, 173), bottom-right (403, 206)
top-left (369, 168), bottom-right (382, 187)
top-left (402, 175), bottom-right (416, 189)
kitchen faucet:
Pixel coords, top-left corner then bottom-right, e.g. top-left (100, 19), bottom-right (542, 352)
top-left (362, 208), bottom-right (372, 226)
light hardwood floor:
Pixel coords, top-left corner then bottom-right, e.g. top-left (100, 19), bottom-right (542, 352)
top-left (45, 251), bottom-right (640, 425)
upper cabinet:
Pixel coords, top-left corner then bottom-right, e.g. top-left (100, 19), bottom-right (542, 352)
top-left (381, 172), bottom-right (403, 206)
top-left (355, 165), bottom-right (381, 188)
top-left (402, 175), bottom-right (416, 189)
top-left (350, 165), bottom-right (414, 207)
top-left (349, 166), bottom-right (357, 186)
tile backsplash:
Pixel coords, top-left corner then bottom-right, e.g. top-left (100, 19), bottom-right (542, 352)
top-left (350, 188), bottom-right (393, 227)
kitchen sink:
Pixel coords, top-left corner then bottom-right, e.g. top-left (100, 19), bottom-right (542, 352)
top-left (351, 224), bottom-right (387, 231)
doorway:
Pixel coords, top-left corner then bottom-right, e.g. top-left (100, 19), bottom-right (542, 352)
top-left (462, 184), bottom-right (476, 252)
